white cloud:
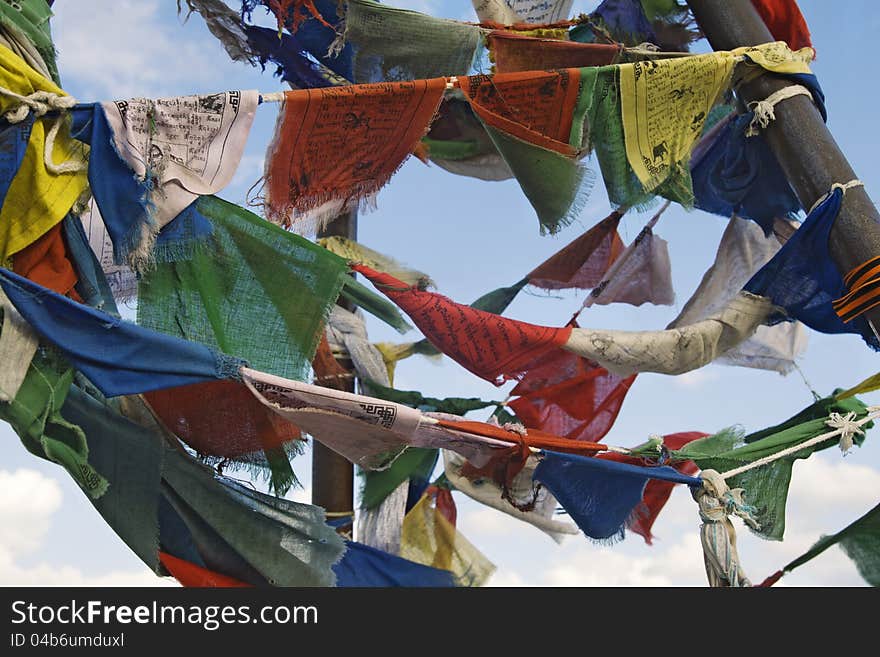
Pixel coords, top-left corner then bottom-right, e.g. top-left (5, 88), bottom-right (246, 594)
top-left (0, 470), bottom-right (62, 556)
top-left (52, 0), bottom-right (227, 100)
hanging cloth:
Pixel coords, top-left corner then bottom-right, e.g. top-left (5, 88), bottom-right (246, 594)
top-left (744, 187), bottom-right (880, 350)
top-left (333, 540), bottom-right (456, 587)
top-left (526, 210), bottom-right (625, 290)
top-left (0, 0), bottom-right (60, 85)
top-left (471, 0), bottom-right (574, 25)
top-left (353, 264), bottom-right (572, 385)
top-left (263, 78), bottom-right (446, 233)
top-left (670, 215), bottom-right (808, 374)
top-left (533, 448), bottom-right (702, 541)
top-left (674, 394), bottom-right (873, 541)
top-left (508, 344), bottom-right (636, 444)
top-left (138, 195), bottom-right (348, 381)
top-left (159, 552), bottom-right (251, 587)
top-left (750, 0), bottom-right (813, 54)
top-left (487, 31), bottom-right (622, 74)
top-left (0, 44), bottom-right (88, 264)
top-left (97, 91), bottom-right (258, 270)
top-left (758, 501), bottom-right (880, 587)
top-left (0, 267), bottom-right (246, 397)
top-left (341, 0), bottom-right (482, 84)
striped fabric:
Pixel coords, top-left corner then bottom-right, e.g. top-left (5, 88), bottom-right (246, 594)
top-left (833, 255), bottom-right (880, 322)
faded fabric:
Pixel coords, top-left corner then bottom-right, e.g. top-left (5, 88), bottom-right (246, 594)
top-left (319, 236), bottom-right (432, 288)
top-left (744, 188), bottom-right (880, 350)
top-left (245, 25), bottom-right (349, 89)
top-left (333, 540), bottom-right (456, 587)
top-left (690, 111), bottom-right (800, 235)
top-left (343, 0), bottom-right (481, 83)
top-left (357, 480), bottom-right (408, 554)
top-left (264, 79), bottom-right (446, 233)
top-left (241, 367), bottom-right (515, 469)
top-left (534, 448), bottom-right (702, 541)
top-left (1, 350), bottom-right (108, 498)
top-left (63, 212), bottom-right (119, 313)
top-left (0, 267), bottom-right (245, 397)
top-left (0, 45), bottom-right (88, 263)
top-left (670, 216), bottom-right (807, 374)
top-left (99, 91), bottom-right (258, 269)
top-left (598, 432), bottom-right (705, 544)
top-left (159, 552), bottom-right (251, 587)
top-left (400, 493), bottom-right (496, 586)
top-left (75, 198), bottom-right (138, 304)
top-left (144, 380), bottom-right (303, 495)
top-left (138, 195), bottom-right (348, 382)
top-left (362, 380), bottom-right (500, 417)
top-left (587, 0), bottom-right (699, 52)
top-left (353, 264), bottom-right (572, 385)
top-left (488, 31), bottom-right (621, 74)
top-left (326, 306), bottom-right (391, 388)
top-left (0, 114), bottom-right (31, 210)
top-left (564, 291), bottom-right (771, 377)
top-left (360, 447), bottom-right (438, 510)
top-left (443, 448), bottom-right (579, 541)
top-left (471, 0), bottom-right (574, 24)
top-left (591, 226), bottom-right (674, 307)
top-left (0, 0), bottom-right (59, 84)
top-left (11, 222), bottom-right (77, 297)
top-left (751, 0), bottom-right (812, 54)
top-left (509, 345), bottom-right (635, 444)
top-left (0, 285), bottom-right (38, 401)
top-left (460, 70), bottom-right (593, 233)
top-left (676, 394), bottom-right (873, 540)
top-left (526, 210), bottom-right (625, 290)
top-left (760, 502), bottom-right (880, 587)
top-left (616, 43), bottom-right (813, 206)
top-left (241, 0), bottom-right (332, 35)
top-left (179, 0), bottom-right (260, 66)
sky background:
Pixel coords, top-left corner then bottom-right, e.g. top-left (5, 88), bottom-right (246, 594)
top-left (2, 0), bottom-right (880, 587)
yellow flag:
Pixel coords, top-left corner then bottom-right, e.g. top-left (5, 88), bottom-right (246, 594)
top-left (836, 372), bottom-right (880, 400)
top-left (400, 493), bottom-right (496, 587)
top-left (620, 41), bottom-right (813, 195)
top-left (0, 45), bottom-right (88, 263)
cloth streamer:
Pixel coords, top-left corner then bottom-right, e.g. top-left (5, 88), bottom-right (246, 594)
top-left (0, 44), bottom-right (88, 264)
top-left (63, 213), bottom-right (118, 313)
top-left (73, 198), bottom-right (138, 304)
top-left (443, 448), bottom-right (579, 541)
top-left (670, 215), bottom-right (807, 374)
top-left (0, 0), bottom-right (59, 84)
top-left (750, 0), bottom-right (813, 54)
top-left (144, 379), bottom-right (303, 495)
top-left (487, 31), bottom-right (622, 74)
top-left (471, 0), bottom-right (574, 25)
top-left (0, 285), bottom-right (38, 401)
top-left (138, 195), bottom-right (348, 382)
top-left (0, 349), bottom-right (108, 498)
top-left (341, 0), bottom-right (482, 84)
top-left (459, 69), bottom-right (594, 233)
top-left (509, 345), bottom-right (636, 444)
top-left (319, 235), bottom-right (432, 288)
top-left (690, 110), bottom-right (801, 235)
top-left (400, 493), bottom-right (496, 586)
top-left (264, 79), bottom-right (445, 233)
top-left (159, 552), bottom-right (251, 587)
top-left (758, 501), bottom-right (880, 587)
top-left (744, 187), bottom-right (880, 350)
top-left (360, 446), bottom-right (439, 511)
top-left (11, 222), bottom-right (79, 298)
top-left (178, 0), bottom-right (260, 66)
top-left (357, 480), bottom-right (408, 554)
top-left (533, 448), bottom-right (702, 541)
top-left (599, 432), bottom-right (705, 544)
top-left (354, 264), bottom-right (572, 385)
top-left (333, 540), bottom-right (456, 587)
top-left (241, 367), bottom-right (520, 469)
top-left (675, 394), bottom-right (873, 540)
top-left (241, 0), bottom-right (332, 35)
top-left (526, 210), bottom-right (625, 290)
top-left (0, 267), bottom-right (246, 397)
top-left (326, 305), bottom-right (391, 386)
top-left (564, 290), bottom-right (770, 377)
top-left (98, 91), bottom-right (257, 270)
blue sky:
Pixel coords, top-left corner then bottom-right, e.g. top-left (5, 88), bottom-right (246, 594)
top-left (1, 0), bottom-right (879, 586)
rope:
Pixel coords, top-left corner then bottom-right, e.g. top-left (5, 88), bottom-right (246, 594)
top-left (808, 179), bottom-right (864, 215)
top-left (745, 84), bottom-right (812, 137)
top-left (717, 407), bottom-right (880, 480)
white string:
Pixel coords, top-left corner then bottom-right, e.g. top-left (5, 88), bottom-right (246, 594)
top-left (808, 179), bottom-right (865, 215)
top-left (745, 84), bottom-right (812, 137)
top-left (717, 407), bottom-right (880, 480)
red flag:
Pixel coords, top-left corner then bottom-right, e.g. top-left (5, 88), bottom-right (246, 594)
top-left (159, 552), bottom-right (252, 588)
top-left (353, 264), bottom-right (572, 385)
top-left (751, 0), bottom-right (813, 54)
top-left (488, 31), bottom-right (622, 74)
top-left (599, 432), bottom-right (706, 545)
top-left (527, 210), bottom-right (626, 290)
top-left (509, 347), bottom-right (636, 443)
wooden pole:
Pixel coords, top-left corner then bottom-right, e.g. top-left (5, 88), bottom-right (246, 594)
top-left (313, 210), bottom-right (356, 534)
top-left (687, 0), bottom-right (880, 334)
